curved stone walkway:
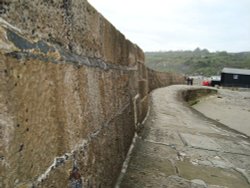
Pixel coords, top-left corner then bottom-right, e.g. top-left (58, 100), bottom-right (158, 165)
top-left (119, 85), bottom-right (250, 188)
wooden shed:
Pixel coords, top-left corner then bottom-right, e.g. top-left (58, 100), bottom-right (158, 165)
top-left (221, 67), bottom-right (250, 88)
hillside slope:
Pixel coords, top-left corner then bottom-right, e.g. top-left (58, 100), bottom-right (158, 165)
top-left (145, 49), bottom-right (250, 76)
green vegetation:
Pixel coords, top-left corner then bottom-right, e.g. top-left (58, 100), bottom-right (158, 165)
top-left (145, 48), bottom-right (250, 76)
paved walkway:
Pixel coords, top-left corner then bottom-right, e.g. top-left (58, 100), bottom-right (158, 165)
top-left (119, 85), bottom-right (250, 188)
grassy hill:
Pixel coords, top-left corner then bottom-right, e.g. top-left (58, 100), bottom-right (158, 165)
top-left (145, 48), bottom-right (250, 76)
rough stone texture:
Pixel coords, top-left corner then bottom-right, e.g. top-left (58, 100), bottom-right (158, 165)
top-left (0, 0), bottom-right (144, 65)
top-left (0, 46), bottom-right (137, 187)
top-left (0, 1), bottom-right (184, 188)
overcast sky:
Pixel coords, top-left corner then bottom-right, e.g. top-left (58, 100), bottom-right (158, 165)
top-left (88, 0), bottom-right (250, 52)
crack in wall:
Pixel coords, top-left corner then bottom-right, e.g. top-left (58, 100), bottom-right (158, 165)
top-left (34, 101), bottom-right (132, 186)
top-left (0, 17), bottom-right (21, 33)
top-left (36, 152), bottom-right (74, 184)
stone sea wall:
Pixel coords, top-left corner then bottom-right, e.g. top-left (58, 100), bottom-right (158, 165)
top-left (0, 1), bottom-right (184, 187)
top-left (147, 68), bottom-right (185, 92)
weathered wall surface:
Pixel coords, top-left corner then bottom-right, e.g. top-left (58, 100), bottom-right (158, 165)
top-left (148, 68), bottom-right (185, 92)
top-left (0, 1), bottom-right (184, 187)
top-left (0, 0), bottom-right (143, 65)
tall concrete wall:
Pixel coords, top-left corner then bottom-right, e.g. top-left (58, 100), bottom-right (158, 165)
top-left (0, 1), bottom-right (184, 187)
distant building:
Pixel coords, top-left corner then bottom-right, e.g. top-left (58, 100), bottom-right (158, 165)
top-left (221, 67), bottom-right (250, 88)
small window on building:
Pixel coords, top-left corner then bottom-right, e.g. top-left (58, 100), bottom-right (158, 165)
top-left (233, 74), bottom-right (239, 79)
